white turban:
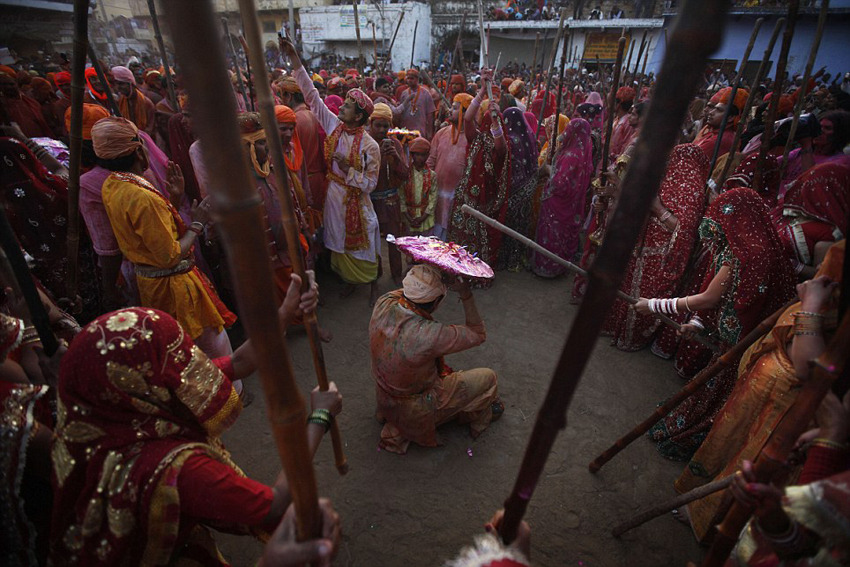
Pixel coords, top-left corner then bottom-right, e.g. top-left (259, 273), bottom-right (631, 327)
top-left (402, 264), bottom-right (446, 304)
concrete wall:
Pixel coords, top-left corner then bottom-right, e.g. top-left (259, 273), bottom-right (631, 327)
top-left (299, 2), bottom-right (431, 71)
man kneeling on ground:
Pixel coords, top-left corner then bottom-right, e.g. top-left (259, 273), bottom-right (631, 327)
top-left (369, 264), bottom-right (503, 454)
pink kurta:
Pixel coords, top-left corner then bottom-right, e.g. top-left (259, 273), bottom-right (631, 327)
top-left (608, 114), bottom-right (636, 163)
top-left (426, 125), bottom-right (468, 239)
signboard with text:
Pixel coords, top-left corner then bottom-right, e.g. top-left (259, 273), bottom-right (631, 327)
top-left (582, 32), bottom-right (631, 62)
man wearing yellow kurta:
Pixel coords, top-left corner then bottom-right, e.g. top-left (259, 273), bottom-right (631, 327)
top-left (281, 38), bottom-right (382, 305)
top-left (401, 136), bottom-right (438, 236)
top-left (91, 117), bottom-right (237, 363)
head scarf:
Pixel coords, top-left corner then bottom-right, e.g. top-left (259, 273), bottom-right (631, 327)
top-left (345, 68), bottom-right (358, 77)
top-left (346, 88), bottom-right (374, 118)
top-left (237, 112), bottom-right (269, 178)
top-left (327, 77), bottom-right (343, 93)
top-left (711, 86), bottom-right (750, 127)
top-left (533, 118), bottom-right (594, 277)
top-left (501, 77), bottom-right (514, 91)
top-left (763, 92), bottom-right (794, 116)
top-left (540, 114), bottom-right (570, 160)
top-left (523, 111), bottom-right (538, 134)
top-left (84, 66), bottom-right (107, 102)
top-left (279, 76), bottom-right (300, 94)
top-left (454, 93), bottom-right (473, 109)
top-left (531, 91), bottom-right (556, 123)
top-left (110, 65), bottom-right (135, 84)
top-left (450, 74), bottom-right (465, 88)
top-left (325, 95), bottom-right (343, 115)
top-left (409, 136), bottom-right (431, 154)
top-left (143, 69), bottom-right (161, 86)
top-left (274, 104), bottom-right (296, 124)
top-left (509, 79), bottom-right (525, 97)
top-left (51, 308), bottom-right (243, 565)
top-left (274, 105), bottom-right (303, 172)
top-left (777, 162), bottom-right (850, 236)
top-left (698, 187), bottom-right (795, 344)
top-left (406, 68), bottom-right (420, 78)
top-left (64, 103), bottom-right (110, 140)
top-left (370, 102), bottom-right (393, 124)
top-left (616, 86), bottom-right (636, 104)
top-left (0, 65), bottom-right (16, 78)
top-left (312, 73), bottom-right (323, 84)
top-left (54, 71), bottom-right (72, 87)
top-left (722, 153), bottom-right (781, 206)
top-left (503, 107), bottom-right (538, 189)
top-left (403, 264), bottom-right (446, 303)
top-left (91, 117), bottom-right (143, 160)
top-left (30, 77), bottom-right (53, 99)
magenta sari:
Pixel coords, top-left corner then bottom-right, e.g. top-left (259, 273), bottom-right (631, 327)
top-left (532, 118), bottom-right (593, 277)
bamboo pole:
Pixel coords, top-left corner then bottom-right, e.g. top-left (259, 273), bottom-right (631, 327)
top-left (240, 0), bottom-right (349, 476)
top-left (163, 0), bottom-right (321, 540)
top-left (632, 31), bottom-right (647, 76)
top-left (461, 205), bottom-right (720, 351)
top-left (238, 33), bottom-right (255, 112)
top-left (612, 476), bottom-right (733, 537)
top-left (705, 17), bottom-right (764, 184)
top-left (147, 0), bottom-right (179, 113)
top-left (86, 45), bottom-right (120, 116)
top-left (476, 0), bottom-right (494, 102)
top-left (531, 32), bottom-right (540, 74)
top-left (781, 0), bottom-right (829, 167)
top-left (701, 310), bottom-right (850, 566)
top-left (753, 0), bottom-right (799, 194)
top-left (222, 18), bottom-right (250, 111)
top-left (442, 13), bottom-right (467, 104)
top-left (587, 300), bottom-right (791, 473)
top-left (548, 33), bottom-right (570, 166)
top-left (410, 20), bottom-right (418, 68)
top-left (371, 22), bottom-right (378, 71)
top-left (352, 0), bottom-right (364, 75)
top-left (495, 0), bottom-right (728, 543)
top-left (623, 38), bottom-right (635, 79)
top-left (716, 18), bottom-right (784, 189)
top-left (66, 0), bottom-right (88, 304)
top-left (535, 8), bottom-right (568, 139)
top-left (383, 10), bottom-right (405, 74)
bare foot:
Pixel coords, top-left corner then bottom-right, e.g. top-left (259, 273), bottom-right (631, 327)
top-left (369, 282), bottom-right (380, 307)
top-left (318, 326), bottom-right (333, 343)
top-left (339, 283), bottom-right (356, 299)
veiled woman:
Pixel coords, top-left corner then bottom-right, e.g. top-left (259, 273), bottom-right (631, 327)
top-left (532, 118), bottom-right (593, 278)
top-left (499, 107), bottom-right (540, 272)
top-left (676, 241), bottom-right (844, 543)
top-left (608, 144), bottom-right (710, 350)
top-left (50, 276), bottom-right (342, 566)
top-left (638, 188), bottom-right (795, 461)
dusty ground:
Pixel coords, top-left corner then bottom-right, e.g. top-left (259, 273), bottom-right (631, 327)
top-left (217, 254), bottom-right (706, 566)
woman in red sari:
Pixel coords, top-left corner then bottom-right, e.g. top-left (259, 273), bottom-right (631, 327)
top-left (772, 162), bottom-right (849, 280)
top-left (608, 144), bottom-right (710, 351)
top-left (50, 276), bottom-right (342, 566)
top-left (638, 188), bottom-right (795, 460)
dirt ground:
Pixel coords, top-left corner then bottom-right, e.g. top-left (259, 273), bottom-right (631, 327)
top-left (217, 251), bottom-right (707, 566)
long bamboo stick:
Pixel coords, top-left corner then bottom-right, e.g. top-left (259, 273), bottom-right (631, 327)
top-left (612, 476), bottom-right (733, 537)
top-left (147, 0), bottom-right (179, 113)
top-left (371, 23), bottom-right (378, 71)
top-left (705, 18), bottom-right (764, 183)
top-left (86, 45), bottom-right (120, 116)
top-left (623, 38), bottom-right (635, 80)
top-left (632, 31), bottom-right (647, 76)
top-left (461, 205), bottom-right (720, 351)
top-left (701, 310), bottom-right (850, 566)
top-left (66, 0), bottom-right (88, 304)
top-left (753, 0), bottom-right (799, 194)
top-left (534, 8), bottom-right (568, 139)
top-left (442, 13), bottom-right (467, 105)
top-left (352, 0), bottom-right (364, 75)
top-left (240, 0), bottom-right (349, 476)
top-left (531, 32), bottom-right (540, 73)
top-left (715, 18), bottom-right (784, 189)
top-left (548, 34), bottom-right (570, 166)
top-left (476, 0), bottom-right (494, 102)
top-left (383, 10), bottom-right (405, 75)
top-left (495, 1), bottom-right (728, 543)
top-left (587, 300), bottom-right (791, 473)
top-left (781, 0), bottom-right (829, 168)
top-left (222, 18), bottom-right (251, 111)
top-left (163, 0), bottom-right (321, 540)
top-left (410, 20), bottom-right (418, 68)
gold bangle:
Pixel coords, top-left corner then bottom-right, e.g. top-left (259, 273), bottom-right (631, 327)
top-left (811, 438), bottom-right (849, 451)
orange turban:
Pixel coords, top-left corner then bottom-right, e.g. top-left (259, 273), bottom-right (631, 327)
top-left (454, 93), bottom-right (473, 109)
top-left (711, 86), bottom-right (748, 112)
top-left (90, 117), bottom-right (142, 159)
top-left (501, 77), bottom-right (513, 90)
top-left (0, 65), bottom-right (16, 77)
top-left (450, 74), bottom-right (465, 87)
top-left (409, 136), bottom-right (431, 154)
top-left (509, 79), bottom-right (525, 96)
top-left (406, 68), bottom-right (419, 78)
top-left (616, 86), bottom-right (636, 103)
top-left (274, 104), bottom-right (296, 124)
top-left (397, 71), bottom-right (406, 81)
top-left (65, 103), bottom-right (110, 140)
top-left (54, 71), bottom-right (71, 86)
top-left (764, 92), bottom-right (794, 116)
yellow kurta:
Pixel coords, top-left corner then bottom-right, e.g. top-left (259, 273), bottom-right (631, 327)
top-left (102, 172), bottom-right (226, 339)
top-left (399, 167), bottom-right (438, 233)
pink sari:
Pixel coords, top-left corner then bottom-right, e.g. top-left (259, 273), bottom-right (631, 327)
top-left (532, 118), bottom-right (593, 277)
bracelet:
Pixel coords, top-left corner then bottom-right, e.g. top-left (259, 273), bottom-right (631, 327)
top-left (306, 408), bottom-right (333, 433)
top-left (648, 297), bottom-right (678, 315)
top-left (490, 126), bottom-right (503, 138)
top-left (689, 316), bottom-right (705, 331)
top-left (21, 325), bottom-right (41, 347)
top-left (188, 222), bottom-right (204, 236)
top-left (811, 437), bottom-right (849, 451)
top-left (793, 312), bottom-right (823, 336)
top-left (684, 296), bottom-right (692, 313)
top-left (659, 209), bottom-right (673, 223)
top-left (758, 518), bottom-right (799, 545)
top-left (795, 311), bottom-right (825, 318)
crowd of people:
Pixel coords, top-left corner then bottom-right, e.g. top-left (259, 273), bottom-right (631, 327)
top-left (1, 22), bottom-right (850, 566)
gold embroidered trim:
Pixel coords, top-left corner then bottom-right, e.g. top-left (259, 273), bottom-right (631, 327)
top-left (176, 346), bottom-right (223, 417)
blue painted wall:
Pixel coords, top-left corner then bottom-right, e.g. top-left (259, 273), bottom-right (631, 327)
top-left (650, 11), bottom-right (850, 81)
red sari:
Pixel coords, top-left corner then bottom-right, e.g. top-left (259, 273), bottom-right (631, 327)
top-left (608, 144), bottom-right (710, 351)
top-left (722, 153), bottom-right (782, 208)
top-left (50, 308), bottom-right (259, 566)
top-left (648, 188), bottom-right (795, 460)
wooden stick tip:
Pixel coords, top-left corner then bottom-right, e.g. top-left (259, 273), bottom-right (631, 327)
top-left (336, 461), bottom-right (350, 475)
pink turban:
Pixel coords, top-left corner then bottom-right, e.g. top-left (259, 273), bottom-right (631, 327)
top-left (111, 65), bottom-right (136, 84)
top-left (347, 88), bottom-right (374, 117)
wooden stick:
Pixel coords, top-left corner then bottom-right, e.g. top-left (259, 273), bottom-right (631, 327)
top-left (147, 0), bottom-right (179, 113)
top-left (352, 0), bottom-right (364, 75)
top-left (476, 0), bottom-right (494, 102)
top-left (623, 38), bottom-right (635, 79)
top-left (496, 0), bottom-right (728, 543)
top-left (753, 0), bottom-right (799, 194)
top-left (534, 8), bottom-right (568, 139)
top-left (612, 476), bottom-right (733, 537)
top-left (781, 0), bottom-right (829, 167)
top-left (705, 17), bottom-right (764, 182)
top-left (587, 300), bottom-right (791, 473)
top-left (240, 0), bottom-right (349, 476)
top-left (548, 32), bottom-right (570, 166)
top-left (86, 45), bottom-right (120, 117)
top-left (442, 13), bottom-right (467, 104)
top-left (371, 22), bottom-right (378, 71)
top-left (716, 18), bottom-right (784, 189)
top-left (66, 0), bottom-right (88, 304)
top-left (462, 205), bottom-right (720, 350)
top-left (164, 0), bottom-right (321, 540)
top-left (410, 20), bottom-right (418, 68)
top-left (632, 31), bottom-right (647, 76)
top-left (701, 310), bottom-right (850, 566)
top-left (383, 10), bottom-right (405, 74)
top-left (0, 208), bottom-right (60, 355)
top-left (237, 33), bottom-right (255, 112)
top-left (223, 18), bottom-right (251, 111)
top-left (531, 32), bottom-right (540, 74)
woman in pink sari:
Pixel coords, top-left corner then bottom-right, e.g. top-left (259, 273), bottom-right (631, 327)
top-left (532, 118), bottom-right (593, 277)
